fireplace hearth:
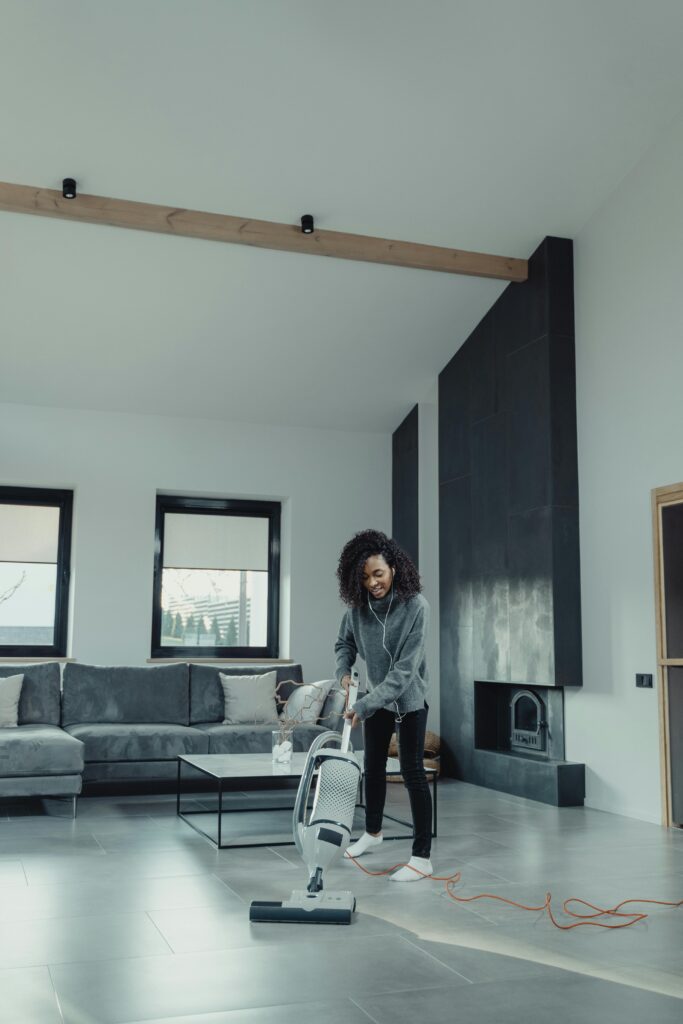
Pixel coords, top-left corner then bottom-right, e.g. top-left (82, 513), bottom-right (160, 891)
top-left (470, 679), bottom-right (582, 804)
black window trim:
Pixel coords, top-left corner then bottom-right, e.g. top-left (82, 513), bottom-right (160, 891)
top-left (151, 495), bottom-right (281, 660)
top-left (0, 485), bottom-right (73, 658)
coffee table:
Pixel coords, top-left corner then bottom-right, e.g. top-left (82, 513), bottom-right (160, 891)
top-left (176, 751), bottom-right (438, 849)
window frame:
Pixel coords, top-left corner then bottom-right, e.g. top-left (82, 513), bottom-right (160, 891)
top-left (151, 495), bottom-right (281, 660)
top-left (0, 485), bottom-right (73, 658)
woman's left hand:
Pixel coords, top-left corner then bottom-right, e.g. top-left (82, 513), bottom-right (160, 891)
top-left (344, 709), bottom-right (360, 728)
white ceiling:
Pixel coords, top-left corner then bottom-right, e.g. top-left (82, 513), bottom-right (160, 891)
top-left (2, 0), bottom-right (683, 433)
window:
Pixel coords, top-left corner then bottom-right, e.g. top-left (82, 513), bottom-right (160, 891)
top-left (151, 496), bottom-right (281, 659)
top-left (0, 487), bottom-right (73, 657)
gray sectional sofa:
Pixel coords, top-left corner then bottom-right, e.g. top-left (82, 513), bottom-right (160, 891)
top-left (0, 663), bottom-right (84, 804)
top-left (0, 661), bottom-right (345, 805)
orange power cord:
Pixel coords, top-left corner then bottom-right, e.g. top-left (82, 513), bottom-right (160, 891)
top-left (345, 854), bottom-right (683, 930)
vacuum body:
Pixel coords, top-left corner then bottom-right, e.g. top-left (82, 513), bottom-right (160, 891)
top-left (250, 673), bottom-right (362, 924)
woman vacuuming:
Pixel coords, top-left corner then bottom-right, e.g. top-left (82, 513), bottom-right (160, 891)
top-left (335, 529), bottom-right (432, 882)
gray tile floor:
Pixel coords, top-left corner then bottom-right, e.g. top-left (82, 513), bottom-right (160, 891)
top-left (0, 780), bottom-right (681, 1024)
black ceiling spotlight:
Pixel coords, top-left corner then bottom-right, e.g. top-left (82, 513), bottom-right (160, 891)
top-left (300, 214), bottom-right (314, 234)
top-left (62, 178), bottom-right (77, 199)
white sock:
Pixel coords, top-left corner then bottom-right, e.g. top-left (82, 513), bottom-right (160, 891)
top-left (389, 855), bottom-right (433, 882)
top-left (345, 832), bottom-right (383, 858)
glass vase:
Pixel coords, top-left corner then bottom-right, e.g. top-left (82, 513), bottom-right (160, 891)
top-left (272, 729), bottom-right (293, 765)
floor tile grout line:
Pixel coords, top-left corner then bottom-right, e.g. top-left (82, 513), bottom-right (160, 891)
top-left (46, 964), bottom-right (66, 1024)
top-left (211, 871), bottom-right (247, 904)
top-left (144, 909), bottom-right (177, 954)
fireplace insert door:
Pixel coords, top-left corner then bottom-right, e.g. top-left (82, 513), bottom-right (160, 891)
top-left (653, 484), bottom-right (683, 827)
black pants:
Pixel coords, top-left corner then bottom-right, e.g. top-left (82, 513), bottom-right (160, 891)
top-left (363, 704), bottom-right (432, 858)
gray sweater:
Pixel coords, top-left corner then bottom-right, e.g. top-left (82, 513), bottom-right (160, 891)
top-left (334, 592), bottom-right (430, 721)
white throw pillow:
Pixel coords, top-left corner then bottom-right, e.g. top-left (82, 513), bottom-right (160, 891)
top-left (219, 671), bottom-right (280, 725)
top-left (283, 679), bottom-right (335, 725)
top-left (0, 673), bottom-right (24, 728)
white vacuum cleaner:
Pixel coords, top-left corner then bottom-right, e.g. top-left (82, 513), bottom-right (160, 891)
top-left (249, 670), bottom-right (362, 924)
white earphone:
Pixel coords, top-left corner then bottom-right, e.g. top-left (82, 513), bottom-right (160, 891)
top-left (367, 576), bottom-right (404, 724)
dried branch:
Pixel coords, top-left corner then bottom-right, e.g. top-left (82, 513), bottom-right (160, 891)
top-left (0, 570), bottom-right (27, 607)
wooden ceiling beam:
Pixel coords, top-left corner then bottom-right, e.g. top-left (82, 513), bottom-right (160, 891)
top-left (0, 180), bottom-right (527, 282)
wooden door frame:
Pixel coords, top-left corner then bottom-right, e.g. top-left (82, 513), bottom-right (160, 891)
top-left (652, 481), bottom-right (683, 826)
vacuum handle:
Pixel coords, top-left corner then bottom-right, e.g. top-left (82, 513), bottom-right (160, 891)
top-left (340, 668), bottom-right (360, 753)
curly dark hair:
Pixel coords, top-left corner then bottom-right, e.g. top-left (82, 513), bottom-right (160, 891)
top-left (336, 529), bottom-right (422, 607)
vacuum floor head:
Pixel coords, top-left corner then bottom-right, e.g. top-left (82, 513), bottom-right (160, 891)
top-left (249, 890), bottom-right (356, 925)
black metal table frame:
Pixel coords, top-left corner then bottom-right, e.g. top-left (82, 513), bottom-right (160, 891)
top-left (176, 756), bottom-right (438, 850)
top-left (356, 769), bottom-right (438, 840)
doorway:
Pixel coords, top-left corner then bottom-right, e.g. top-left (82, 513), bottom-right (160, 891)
top-left (652, 482), bottom-right (683, 827)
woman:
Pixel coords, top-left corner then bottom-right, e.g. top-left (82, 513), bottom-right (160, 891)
top-left (335, 529), bottom-right (432, 882)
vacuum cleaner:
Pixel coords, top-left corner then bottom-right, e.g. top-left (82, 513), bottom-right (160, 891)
top-left (249, 670), bottom-right (362, 924)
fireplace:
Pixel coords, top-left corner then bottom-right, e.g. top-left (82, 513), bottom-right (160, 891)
top-left (510, 689), bottom-right (547, 755)
top-left (473, 680), bottom-right (565, 763)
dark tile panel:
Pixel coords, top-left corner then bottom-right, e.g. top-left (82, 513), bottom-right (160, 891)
top-left (472, 576), bottom-right (510, 683)
top-left (492, 278), bottom-right (539, 359)
top-left (508, 507), bottom-right (555, 685)
top-left (545, 685), bottom-right (566, 760)
top-left (439, 477), bottom-right (473, 628)
top-left (392, 405), bottom-right (419, 565)
top-left (549, 335), bottom-right (579, 507)
top-left (392, 405), bottom-right (418, 457)
top-left (552, 506), bottom-right (583, 686)
top-left (439, 625), bottom-right (473, 777)
top-left (438, 348), bottom-right (470, 482)
top-left (507, 336), bottom-right (552, 515)
top-left (471, 413), bottom-right (508, 576)
top-left (545, 236), bottom-right (575, 338)
top-left (468, 310), bottom-right (495, 423)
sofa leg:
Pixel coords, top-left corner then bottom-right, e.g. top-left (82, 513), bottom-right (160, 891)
top-left (72, 795), bottom-right (78, 819)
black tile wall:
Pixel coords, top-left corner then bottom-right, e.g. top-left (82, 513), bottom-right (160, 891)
top-left (551, 505), bottom-right (582, 685)
top-left (468, 311), bottom-right (496, 423)
top-left (438, 236), bottom-right (583, 803)
top-left (506, 336), bottom-right (552, 515)
top-left (439, 476), bottom-right (473, 628)
top-left (549, 335), bottom-right (579, 508)
top-left (508, 506), bottom-right (555, 684)
top-left (471, 413), bottom-right (508, 576)
top-left (392, 405), bottom-right (419, 566)
top-left (438, 349), bottom-right (470, 483)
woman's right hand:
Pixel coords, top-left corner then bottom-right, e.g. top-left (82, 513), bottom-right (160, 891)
top-left (341, 674), bottom-right (352, 707)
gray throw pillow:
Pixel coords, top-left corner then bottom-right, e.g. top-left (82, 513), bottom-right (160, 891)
top-left (219, 671), bottom-right (280, 725)
top-left (0, 673), bottom-right (24, 728)
top-left (282, 679), bottom-right (335, 725)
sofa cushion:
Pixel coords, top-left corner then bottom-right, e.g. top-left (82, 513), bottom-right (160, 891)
top-left (0, 724), bottom-right (84, 777)
top-left (189, 663), bottom-right (304, 724)
top-left (0, 674), bottom-right (23, 728)
top-left (64, 723), bottom-right (209, 762)
top-left (62, 663), bottom-right (190, 727)
top-left (195, 722), bottom-right (326, 755)
top-left (282, 679), bottom-right (335, 725)
top-left (0, 774), bottom-right (82, 798)
top-left (219, 671), bottom-right (279, 725)
top-left (0, 663), bottom-right (61, 726)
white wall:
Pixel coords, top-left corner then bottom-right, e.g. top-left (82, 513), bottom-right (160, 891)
top-left (418, 388), bottom-right (440, 733)
top-left (568, 110), bottom-right (683, 822)
top-left (0, 402), bottom-right (391, 677)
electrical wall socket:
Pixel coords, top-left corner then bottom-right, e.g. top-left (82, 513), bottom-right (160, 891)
top-left (635, 673), bottom-right (653, 688)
